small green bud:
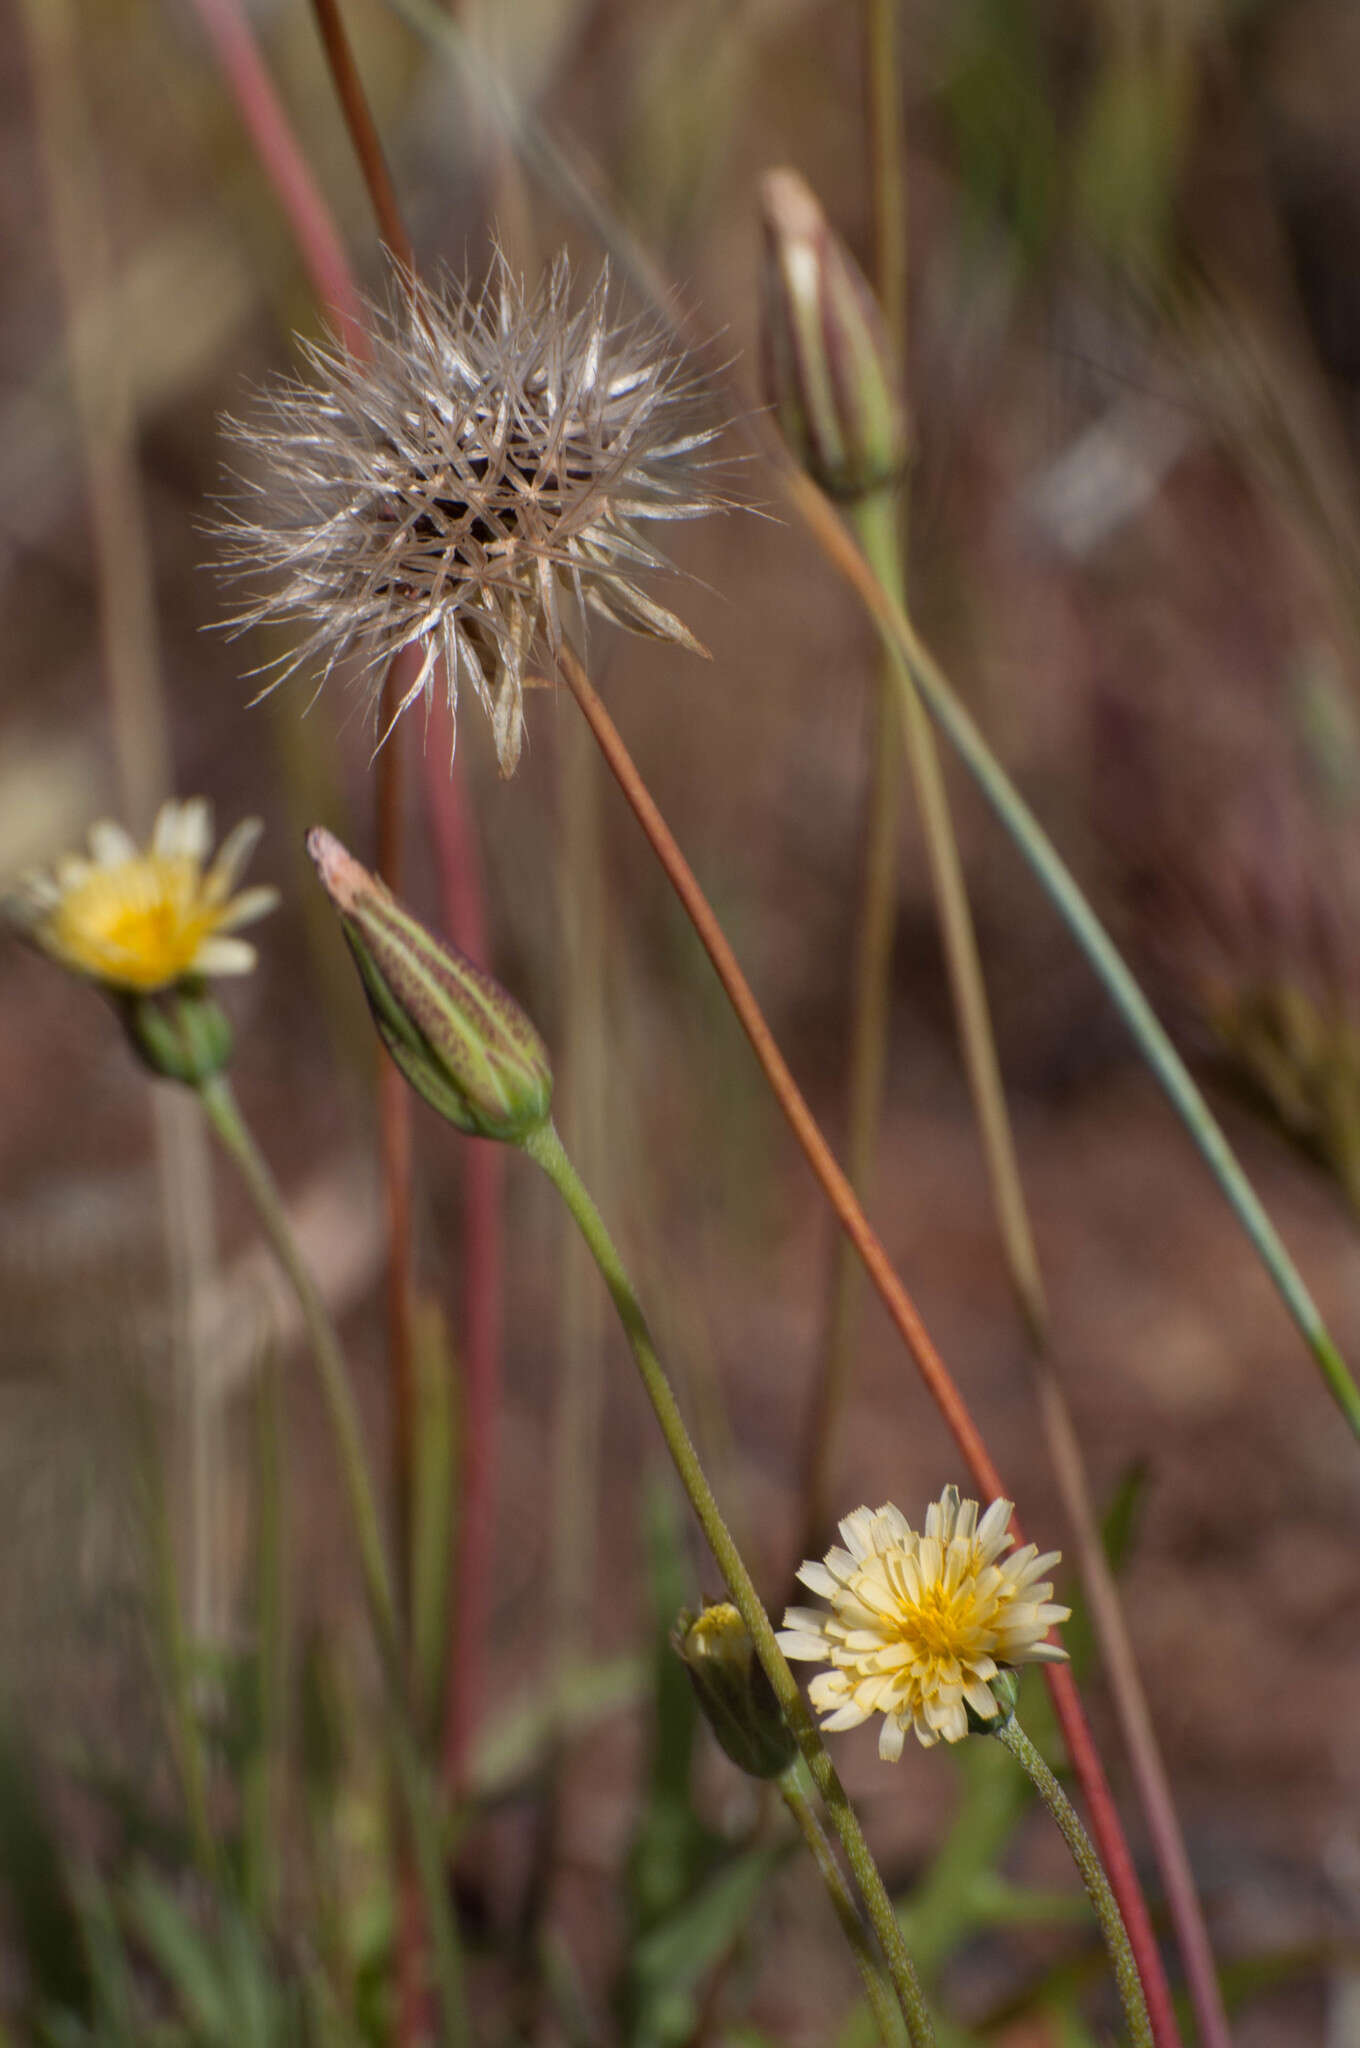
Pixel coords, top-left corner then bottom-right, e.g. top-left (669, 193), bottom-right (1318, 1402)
top-left (673, 1602), bottom-right (798, 1781)
top-left (307, 828), bottom-right (553, 1143)
top-left (118, 985), bottom-right (234, 1086)
top-left (965, 1668), bottom-right (1021, 1738)
top-left (758, 166), bottom-right (909, 502)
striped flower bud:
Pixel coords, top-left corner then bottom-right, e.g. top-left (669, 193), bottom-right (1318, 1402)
top-left (673, 1603), bottom-right (797, 1781)
top-left (758, 167), bottom-right (908, 502)
top-left (307, 828), bottom-right (552, 1143)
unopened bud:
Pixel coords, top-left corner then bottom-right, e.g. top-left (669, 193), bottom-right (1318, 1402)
top-left (307, 828), bottom-right (553, 1143)
top-left (673, 1603), bottom-right (798, 1781)
top-left (119, 987), bottom-right (234, 1086)
top-left (758, 167), bottom-right (909, 502)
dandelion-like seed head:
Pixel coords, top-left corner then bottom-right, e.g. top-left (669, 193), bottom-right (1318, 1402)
top-left (778, 1486), bottom-right (1070, 1758)
top-left (9, 799), bottom-right (277, 994)
top-left (220, 252), bottom-right (728, 776)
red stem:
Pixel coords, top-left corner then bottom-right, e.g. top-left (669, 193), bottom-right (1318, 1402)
top-left (557, 645), bottom-right (1180, 2048)
top-left (307, 0), bottom-right (413, 271)
top-left (423, 701), bottom-right (505, 1797)
top-left (186, 0), bottom-right (366, 356)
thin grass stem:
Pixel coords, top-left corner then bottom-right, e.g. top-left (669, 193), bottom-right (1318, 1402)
top-left (195, 1074), bottom-right (467, 2043)
top-left (22, 0), bottom-right (228, 1662)
top-left (522, 1117), bottom-right (936, 2048)
top-left (783, 467), bottom-right (1360, 1441)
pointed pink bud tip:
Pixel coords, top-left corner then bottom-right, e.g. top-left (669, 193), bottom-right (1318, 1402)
top-left (306, 826), bottom-right (372, 914)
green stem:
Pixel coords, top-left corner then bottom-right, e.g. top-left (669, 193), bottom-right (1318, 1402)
top-left (997, 1717), bottom-right (1153, 2048)
top-left (856, 489), bottom-right (1047, 1340)
top-left (797, 479), bottom-right (1360, 1437)
top-left (142, 1421), bottom-right (218, 1884)
top-left (195, 1074), bottom-right (466, 2044)
top-left (803, 624), bottom-right (901, 1552)
top-left (890, 604), bottom-right (1360, 1433)
top-left (198, 1074), bottom-right (401, 1674)
top-left (858, 494), bottom-right (1206, 2048)
top-left (778, 1761), bottom-right (907, 2048)
top-left (522, 1118), bottom-right (935, 2048)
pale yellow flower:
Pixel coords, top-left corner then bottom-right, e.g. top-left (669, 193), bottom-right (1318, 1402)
top-left (13, 799), bottom-right (277, 994)
top-left (778, 1486), bottom-right (1070, 1758)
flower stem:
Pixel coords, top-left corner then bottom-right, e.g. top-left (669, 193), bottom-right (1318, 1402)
top-left (423, 711), bottom-right (506, 1796)
top-left (800, 554), bottom-right (902, 1557)
top-left (194, 1074), bottom-right (467, 2044)
top-left (858, 490), bottom-right (1209, 2047)
top-left (556, 644), bottom-right (1172, 2040)
top-left (522, 1117), bottom-right (936, 2048)
top-left (187, 0), bottom-right (366, 354)
top-left (784, 466), bottom-right (1360, 1443)
top-left (307, 0), bottom-right (413, 269)
top-left (777, 1761), bottom-right (908, 2047)
top-left (802, 0), bottom-right (908, 1560)
top-left (198, 1073), bottom-right (401, 1670)
top-left (997, 1717), bottom-right (1154, 2048)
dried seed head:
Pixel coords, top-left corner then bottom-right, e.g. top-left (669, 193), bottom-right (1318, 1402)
top-left (220, 253), bottom-right (728, 776)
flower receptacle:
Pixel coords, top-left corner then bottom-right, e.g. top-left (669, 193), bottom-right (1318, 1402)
top-left (119, 986), bottom-right (234, 1087)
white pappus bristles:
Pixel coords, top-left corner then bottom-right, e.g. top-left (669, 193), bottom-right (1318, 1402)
top-left (218, 252), bottom-right (728, 776)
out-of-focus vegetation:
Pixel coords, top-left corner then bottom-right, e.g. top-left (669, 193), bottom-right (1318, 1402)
top-left (4, 1), bottom-right (1360, 2042)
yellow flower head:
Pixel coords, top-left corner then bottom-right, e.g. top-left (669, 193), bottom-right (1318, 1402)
top-left (778, 1486), bottom-right (1070, 1758)
top-left (13, 799), bottom-right (277, 994)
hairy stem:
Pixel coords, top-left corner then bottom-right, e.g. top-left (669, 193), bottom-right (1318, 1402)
top-left (998, 1717), bottom-right (1153, 2048)
top-left (778, 1761), bottom-right (908, 2047)
top-left (523, 1118), bottom-right (935, 2048)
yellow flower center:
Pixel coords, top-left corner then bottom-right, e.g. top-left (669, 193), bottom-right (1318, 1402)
top-left (902, 1587), bottom-right (986, 1664)
top-left (51, 858), bottom-right (216, 991)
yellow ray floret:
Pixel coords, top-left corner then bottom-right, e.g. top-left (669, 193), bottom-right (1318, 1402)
top-left (14, 799), bottom-right (277, 994)
top-left (778, 1486), bottom-right (1070, 1758)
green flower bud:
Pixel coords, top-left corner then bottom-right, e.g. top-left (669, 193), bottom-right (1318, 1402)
top-left (673, 1602), bottom-right (798, 1781)
top-left (758, 166), bottom-right (909, 502)
top-left (118, 986), bottom-right (234, 1086)
top-left (307, 828), bottom-right (553, 1143)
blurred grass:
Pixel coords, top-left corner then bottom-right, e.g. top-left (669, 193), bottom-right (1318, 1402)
top-left (5, 0), bottom-right (1360, 2041)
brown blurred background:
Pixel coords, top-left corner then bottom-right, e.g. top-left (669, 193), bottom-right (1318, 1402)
top-left (3, 0), bottom-right (1360, 2041)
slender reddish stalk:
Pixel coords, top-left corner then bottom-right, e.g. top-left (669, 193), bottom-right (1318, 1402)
top-left (555, 644), bottom-right (1177, 2048)
top-left (423, 702), bottom-right (505, 1795)
top-left (308, 0), bottom-right (413, 271)
top-left (186, 0), bottom-right (366, 355)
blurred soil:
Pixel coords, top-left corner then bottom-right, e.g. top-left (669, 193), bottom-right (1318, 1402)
top-left (3, 0), bottom-right (1360, 2041)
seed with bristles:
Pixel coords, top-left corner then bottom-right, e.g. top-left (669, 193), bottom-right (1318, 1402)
top-left (219, 253), bottom-right (728, 777)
